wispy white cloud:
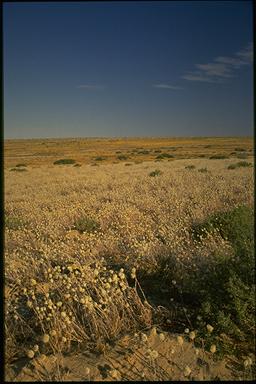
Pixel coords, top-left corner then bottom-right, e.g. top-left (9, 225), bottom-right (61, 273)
top-left (182, 42), bottom-right (253, 83)
top-left (76, 84), bottom-right (105, 90)
top-left (153, 83), bottom-right (184, 90)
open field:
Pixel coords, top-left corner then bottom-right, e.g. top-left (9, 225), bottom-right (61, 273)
top-left (4, 136), bottom-right (253, 168)
top-left (4, 137), bottom-right (255, 381)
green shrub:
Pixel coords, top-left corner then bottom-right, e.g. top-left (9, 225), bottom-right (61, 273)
top-left (73, 163), bottom-right (82, 167)
top-left (95, 156), bottom-right (105, 161)
top-left (234, 148), bottom-right (246, 152)
top-left (227, 164), bottom-right (237, 170)
top-left (236, 153), bottom-right (248, 159)
top-left (138, 150), bottom-right (150, 155)
top-left (15, 163), bottom-right (27, 167)
top-left (73, 216), bottom-right (100, 234)
top-left (149, 169), bottom-right (162, 177)
top-left (236, 161), bottom-right (252, 167)
top-left (156, 153), bottom-right (174, 159)
top-left (117, 154), bottom-right (128, 160)
top-left (185, 165), bottom-right (196, 170)
top-left (5, 216), bottom-right (25, 230)
top-left (209, 155), bottom-right (229, 159)
top-left (198, 167), bottom-right (207, 173)
top-left (190, 206), bottom-right (254, 341)
top-left (154, 150), bottom-right (162, 153)
top-left (53, 159), bottom-right (76, 165)
top-left (9, 168), bottom-right (27, 172)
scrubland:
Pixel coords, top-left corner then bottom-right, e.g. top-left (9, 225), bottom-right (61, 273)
top-left (4, 137), bottom-right (255, 381)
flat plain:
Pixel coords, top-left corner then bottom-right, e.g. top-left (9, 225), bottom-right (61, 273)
top-left (5, 137), bottom-right (255, 381)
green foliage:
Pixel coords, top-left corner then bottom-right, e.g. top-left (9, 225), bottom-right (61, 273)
top-left (10, 168), bottom-right (27, 172)
top-left (190, 205), bottom-right (255, 342)
top-left (209, 155), bottom-right (229, 159)
top-left (15, 163), bottom-right (27, 167)
top-left (5, 216), bottom-right (25, 230)
top-left (117, 154), bottom-right (128, 160)
top-left (185, 165), bottom-right (196, 170)
top-left (198, 167), bottom-right (208, 173)
top-left (53, 159), bottom-right (76, 165)
top-left (95, 156), bottom-right (105, 161)
top-left (236, 153), bottom-right (248, 159)
top-left (234, 148), bottom-right (246, 152)
top-left (156, 153), bottom-right (174, 159)
top-left (73, 163), bottom-right (82, 167)
top-left (138, 150), bottom-right (150, 155)
top-left (73, 216), bottom-right (100, 234)
top-left (154, 150), bottom-right (162, 153)
top-left (227, 164), bottom-right (237, 170)
top-left (149, 169), bottom-right (162, 177)
top-left (227, 161), bottom-right (252, 170)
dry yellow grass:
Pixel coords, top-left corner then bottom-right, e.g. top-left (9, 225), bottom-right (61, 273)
top-left (4, 137), bottom-right (254, 381)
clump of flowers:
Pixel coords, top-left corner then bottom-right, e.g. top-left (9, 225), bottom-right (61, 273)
top-left (5, 259), bottom-right (152, 357)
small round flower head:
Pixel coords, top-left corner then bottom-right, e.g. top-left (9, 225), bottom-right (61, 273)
top-left (184, 328), bottom-right (189, 334)
top-left (27, 350), bottom-right (35, 359)
top-left (85, 367), bottom-right (90, 376)
top-left (56, 301), bottom-right (62, 307)
top-left (150, 327), bottom-right (157, 337)
top-left (62, 337), bottom-right (67, 343)
top-left (141, 333), bottom-right (148, 343)
top-left (33, 344), bottom-right (39, 352)
top-left (177, 336), bottom-right (184, 346)
top-left (206, 324), bottom-right (214, 333)
top-left (171, 348), bottom-right (175, 354)
top-left (151, 350), bottom-right (159, 359)
top-left (244, 357), bottom-right (253, 368)
top-left (42, 334), bottom-right (50, 343)
top-left (110, 369), bottom-right (120, 379)
top-left (61, 311), bottom-right (67, 318)
top-left (159, 333), bottom-right (165, 341)
top-left (195, 348), bottom-right (200, 356)
top-left (50, 330), bottom-right (57, 336)
top-left (26, 300), bottom-right (33, 308)
top-left (184, 365), bottom-right (191, 377)
top-left (189, 331), bottom-right (196, 340)
top-left (210, 344), bottom-right (216, 354)
top-left (172, 280), bottom-right (176, 285)
top-left (30, 279), bottom-right (37, 286)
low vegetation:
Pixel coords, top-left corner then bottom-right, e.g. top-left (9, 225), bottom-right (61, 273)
top-left (53, 159), bottom-right (76, 165)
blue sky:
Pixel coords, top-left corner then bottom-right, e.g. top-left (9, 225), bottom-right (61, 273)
top-left (3, 1), bottom-right (253, 138)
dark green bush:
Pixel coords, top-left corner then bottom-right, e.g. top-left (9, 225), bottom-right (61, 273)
top-left (209, 155), bottom-right (229, 159)
top-left (138, 150), bottom-right (150, 155)
top-left (15, 163), bottom-right (27, 167)
top-left (156, 153), bottom-right (174, 159)
top-left (154, 150), bottom-right (162, 153)
top-left (10, 168), bottom-right (27, 172)
top-left (95, 156), bottom-right (105, 161)
top-left (73, 216), bottom-right (100, 233)
top-left (236, 153), bottom-right (248, 159)
top-left (73, 163), bottom-right (82, 167)
top-left (236, 161), bottom-right (252, 167)
top-left (234, 148), bottom-right (246, 152)
top-left (227, 164), bottom-right (237, 170)
top-left (185, 165), bottom-right (196, 170)
top-left (5, 216), bottom-right (25, 230)
top-left (149, 169), bottom-right (162, 177)
top-left (198, 167), bottom-right (208, 173)
top-left (117, 154), bottom-right (128, 160)
top-left (53, 159), bottom-right (76, 165)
